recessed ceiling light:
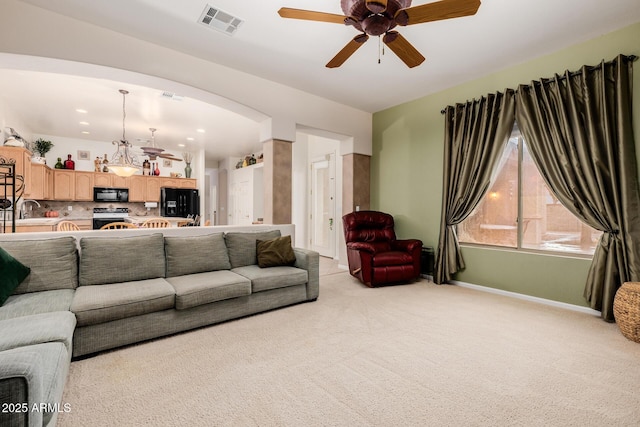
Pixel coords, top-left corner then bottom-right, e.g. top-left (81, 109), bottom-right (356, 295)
top-left (196, 129), bottom-right (205, 133)
top-left (76, 109), bottom-right (88, 114)
top-left (81, 131), bottom-right (90, 135)
top-left (178, 143), bottom-right (186, 147)
top-left (186, 137), bottom-right (195, 141)
top-left (79, 121), bottom-right (90, 125)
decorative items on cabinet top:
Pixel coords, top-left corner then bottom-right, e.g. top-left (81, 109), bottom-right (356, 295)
top-left (32, 138), bottom-right (53, 164)
top-left (235, 153), bottom-right (262, 169)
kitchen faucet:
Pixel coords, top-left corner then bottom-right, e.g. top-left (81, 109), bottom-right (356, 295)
top-left (20, 199), bottom-right (41, 219)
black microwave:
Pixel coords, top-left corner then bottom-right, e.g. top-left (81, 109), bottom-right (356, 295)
top-left (93, 187), bottom-right (129, 203)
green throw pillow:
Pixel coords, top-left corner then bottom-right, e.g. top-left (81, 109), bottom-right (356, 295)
top-left (256, 235), bottom-right (296, 268)
top-left (0, 246), bottom-right (31, 306)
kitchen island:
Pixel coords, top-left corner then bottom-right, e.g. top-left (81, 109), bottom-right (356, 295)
top-left (125, 216), bottom-right (194, 227)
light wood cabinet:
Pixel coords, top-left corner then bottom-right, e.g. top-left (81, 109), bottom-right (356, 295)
top-left (30, 164), bottom-right (54, 200)
top-left (14, 225), bottom-right (56, 233)
top-left (74, 172), bottom-right (94, 201)
top-left (112, 175), bottom-right (128, 188)
top-left (0, 146), bottom-right (32, 196)
top-left (128, 175), bottom-right (147, 202)
top-left (146, 177), bottom-right (162, 202)
top-left (53, 170), bottom-right (75, 201)
top-left (179, 179), bottom-right (197, 189)
top-left (25, 166), bottom-right (197, 202)
top-left (93, 173), bottom-right (111, 187)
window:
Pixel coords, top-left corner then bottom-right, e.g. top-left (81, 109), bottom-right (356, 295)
top-left (457, 125), bottom-right (602, 255)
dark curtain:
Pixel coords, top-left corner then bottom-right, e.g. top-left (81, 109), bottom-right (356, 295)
top-left (515, 54), bottom-right (640, 321)
top-left (434, 91), bottom-right (515, 284)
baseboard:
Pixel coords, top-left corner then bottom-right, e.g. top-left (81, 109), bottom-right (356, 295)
top-left (448, 279), bottom-right (601, 316)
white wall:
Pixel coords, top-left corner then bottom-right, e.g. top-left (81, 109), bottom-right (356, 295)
top-left (292, 133), bottom-right (309, 249)
top-left (0, 98), bottom-right (33, 145)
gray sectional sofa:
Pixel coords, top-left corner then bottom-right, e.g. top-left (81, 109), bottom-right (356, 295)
top-left (0, 225), bottom-right (319, 427)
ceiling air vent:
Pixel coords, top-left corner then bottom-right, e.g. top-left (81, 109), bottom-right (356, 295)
top-left (160, 91), bottom-right (184, 101)
top-left (198, 4), bottom-right (243, 36)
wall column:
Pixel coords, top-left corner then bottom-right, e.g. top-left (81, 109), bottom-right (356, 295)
top-left (263, 138), bottom-right (292, 224)
top-left (342, 153), bottom-right (370, 215)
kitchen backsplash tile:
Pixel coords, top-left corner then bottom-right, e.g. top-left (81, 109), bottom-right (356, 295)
top-left (27, 201), bottom-right (160, 219)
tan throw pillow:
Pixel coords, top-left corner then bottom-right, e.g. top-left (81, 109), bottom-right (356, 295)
top-left (256, 235), bottom-right (296, 268)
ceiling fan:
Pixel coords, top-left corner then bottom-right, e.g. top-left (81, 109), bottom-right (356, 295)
top-left (278, 0), bottom-right (481, 68)
top-left (138, 128), bottom-right (182, 161)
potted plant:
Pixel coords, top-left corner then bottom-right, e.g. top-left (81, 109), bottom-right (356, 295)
top-left (32, 138), bottom-right (53, 164)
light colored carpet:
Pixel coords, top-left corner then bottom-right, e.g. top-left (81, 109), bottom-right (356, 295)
top-left (58, 270), bottom-right (640, 426)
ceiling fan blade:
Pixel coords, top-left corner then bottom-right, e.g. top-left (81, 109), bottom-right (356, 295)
top-left (395, 0), bottom-right (481, 26)
top-left (326, 34), bottom-right (369, 68)
top-left (278, 8), bottom-right (346, 24)
top-left (383, 31), bottom-right (425, 68)
top-left (158, 154), bottom-right (183, 161)
top-left (365, 0), bottom-right (388, 14)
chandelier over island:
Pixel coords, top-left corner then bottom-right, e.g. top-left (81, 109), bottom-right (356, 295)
top-left (108, 89), bottom-right (142, 177)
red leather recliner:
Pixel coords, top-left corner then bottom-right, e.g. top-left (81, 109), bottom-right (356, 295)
top-left (342, 211), bottom-right (423, 287)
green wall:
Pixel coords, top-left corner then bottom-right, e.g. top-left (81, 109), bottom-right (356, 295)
top-left (372, 22), bottom-right (640, 308)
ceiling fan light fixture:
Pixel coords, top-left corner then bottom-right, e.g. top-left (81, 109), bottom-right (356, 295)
top-left (365, 0), bottom-right (388, 14)
top-left (108, 89), bottom-right (141, 177)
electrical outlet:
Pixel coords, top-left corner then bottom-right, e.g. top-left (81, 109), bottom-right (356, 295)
top-left (67, 206), bottom-right (72, 211)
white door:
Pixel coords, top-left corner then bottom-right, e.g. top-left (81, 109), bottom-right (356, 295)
top-left (310, 153), bottom-right (336, 257)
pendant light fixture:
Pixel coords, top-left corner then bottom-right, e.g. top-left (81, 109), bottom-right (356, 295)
top-left (108, 89), bottom-right (141, 177)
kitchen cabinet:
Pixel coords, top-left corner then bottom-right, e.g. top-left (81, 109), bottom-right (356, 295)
top-left (30, 164), bottom-right (53, 200)
top-left (93, 173), bottom-right (112, 187)
top-left (112, 175), bottom-right (128, 188)
top-left (128, 175), bottom-right (147, 202)
top-left (75, 172), bottom-right (94, 201)
top-left (146, 177), bottom-right (162, 202)
top-left (36, 168), bottom-right (197, 202)
top-left (53, 170), bottom-right (75, 201)
top-left (0, 146), bottom-right (32, 196)
top-left (179, 178), bottom-right (197, 189)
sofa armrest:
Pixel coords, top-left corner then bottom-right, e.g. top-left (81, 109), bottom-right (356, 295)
top-left (293, 247), bottom-right (320, 300)
top-left (346, 241), bottom-right (391, 254)
top-left (0, 348), bottom-right (45, 427)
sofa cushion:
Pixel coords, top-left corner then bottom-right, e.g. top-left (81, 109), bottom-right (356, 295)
top-left (0, 289), bottom-right (75, 321)
top-left (0, 246), bottom-right (30, 305)
top-left (166, 270), bottom-right (251, 310)
top-left (256, 235), bottom-right (296, 268)
top-left (0, 311), bottom-right (77, 353)
top-left (79, 233), bottom-right (165, 286)
top-left (232, 265), bottom-right (308, 293)
top-left (224, 230), bottom-right (281, 268)
top-left (71, 278), bottom-right (175, 326)
top-left (165, 233), bottom-right (230, 277)
top-left (0, 237), bottom-right (78, 294)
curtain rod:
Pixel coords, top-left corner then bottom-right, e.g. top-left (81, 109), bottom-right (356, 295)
top-left (440, 54), bottom-right (638, 114)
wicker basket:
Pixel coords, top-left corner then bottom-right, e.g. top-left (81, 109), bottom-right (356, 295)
top-left (613, 282), bottom-right (640, 343)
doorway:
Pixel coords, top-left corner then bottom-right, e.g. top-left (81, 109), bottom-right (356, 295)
top-left (309, 153), bottom-right (336, 258)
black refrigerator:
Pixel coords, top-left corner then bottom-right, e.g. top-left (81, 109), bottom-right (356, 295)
top-left (160, 188), bottom-right (199, 217)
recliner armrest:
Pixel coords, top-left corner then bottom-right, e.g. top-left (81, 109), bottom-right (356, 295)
top-left (391, 239), bottom-right (423, 253)
top-left (346, 241), bottom-right (390, 254)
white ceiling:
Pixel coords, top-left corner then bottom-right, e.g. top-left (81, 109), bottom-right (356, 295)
top-left (4, 0), bottom-right (640, 163)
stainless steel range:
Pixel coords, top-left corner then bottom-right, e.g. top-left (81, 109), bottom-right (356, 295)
top-left (92, 207), bottom-right (129, 230)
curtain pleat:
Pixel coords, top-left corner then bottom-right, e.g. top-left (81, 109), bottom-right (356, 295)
top-left (515, 54), bottom-right (640, 321)
top-left (434, 91), bottom-right (515, 284)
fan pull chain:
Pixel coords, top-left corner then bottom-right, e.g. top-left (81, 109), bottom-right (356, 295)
top-left (378, 36), bottom-right (383, 64)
